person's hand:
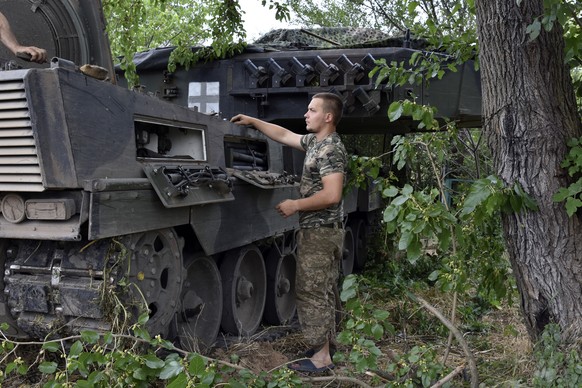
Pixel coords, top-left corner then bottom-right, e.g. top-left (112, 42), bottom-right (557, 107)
top-left (230, 114), bottom-right (254, 126)
top-left (276, 199), bottom-right (299, 218)
top-left (16, 46), bottom-right (47, 63)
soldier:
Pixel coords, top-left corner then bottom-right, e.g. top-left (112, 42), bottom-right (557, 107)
top-left (0, 11), bottom-right (47, 63)
top-left (231, 92), bottom-right (346, 373)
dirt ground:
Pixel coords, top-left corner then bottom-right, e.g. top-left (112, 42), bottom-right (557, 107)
top-left (1, 297), bottom-right (533, 387)
top-left (207, 300), bottom-right (534, 387)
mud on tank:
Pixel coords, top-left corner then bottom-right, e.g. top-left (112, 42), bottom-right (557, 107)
top-left (0, 1), bottom-right (481, 351)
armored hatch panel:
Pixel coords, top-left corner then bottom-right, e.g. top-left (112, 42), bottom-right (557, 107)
top-left (0, 0), bottom-right (114, 77)
top-left (122, 27), bottom-right (482, 135)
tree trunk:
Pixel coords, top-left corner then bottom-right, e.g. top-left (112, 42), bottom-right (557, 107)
top-left (475, 0), bottom-right (582, 343)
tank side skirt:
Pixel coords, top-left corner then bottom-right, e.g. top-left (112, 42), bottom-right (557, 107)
top-left (191, 183), bottom-right (299, 256)
top-left (88, 189), bottom-right (189, 240)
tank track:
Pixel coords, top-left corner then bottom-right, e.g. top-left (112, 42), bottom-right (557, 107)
top-left (3, 239), bottom-right (120, 338)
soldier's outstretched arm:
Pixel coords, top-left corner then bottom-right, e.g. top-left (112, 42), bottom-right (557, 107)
top-left (231, 114), bottom-right (303, 150)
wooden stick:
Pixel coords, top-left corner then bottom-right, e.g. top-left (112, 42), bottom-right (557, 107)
top-left (408, 293), bottom-right (479, 388)
top-left (431, 364), bottom-right (465, 388)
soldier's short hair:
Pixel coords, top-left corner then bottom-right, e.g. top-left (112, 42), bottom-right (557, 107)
top-left (313, 92), bottom-right (343, 126)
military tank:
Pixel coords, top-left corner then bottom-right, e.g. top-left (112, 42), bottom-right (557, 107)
top-left (0, 0), bottom-right (481, 349)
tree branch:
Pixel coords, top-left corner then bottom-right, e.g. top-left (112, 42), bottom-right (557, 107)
top-left (300, 374), bottom-right (374, 388)
top-left (407, 293), bottom-right (479, 388)
top-left (370, 0), bottom-right (406, 33)
top-left (430, 364), bottom-right (465, 388)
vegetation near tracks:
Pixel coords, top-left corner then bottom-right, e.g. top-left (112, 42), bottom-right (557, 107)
top-left (0, 267), bottom-right (580, 387)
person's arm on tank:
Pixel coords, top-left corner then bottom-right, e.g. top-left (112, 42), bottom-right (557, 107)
top-left (231, 114), bottom-right (303, 150)
top-left (0, 12), bottom-right (47, 63)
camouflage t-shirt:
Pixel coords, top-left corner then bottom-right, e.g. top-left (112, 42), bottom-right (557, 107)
top-left (299, 132), bottom-right (347, 228)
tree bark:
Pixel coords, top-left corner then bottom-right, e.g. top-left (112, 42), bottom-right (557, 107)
top-left (475, 0), bottom-right (582, 343)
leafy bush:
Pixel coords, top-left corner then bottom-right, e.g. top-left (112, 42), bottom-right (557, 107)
top-left (533, 324), bottom-right (582, 387)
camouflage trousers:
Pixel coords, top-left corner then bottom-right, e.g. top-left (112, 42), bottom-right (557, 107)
top-left (295, 226), bottom-right (344, 349)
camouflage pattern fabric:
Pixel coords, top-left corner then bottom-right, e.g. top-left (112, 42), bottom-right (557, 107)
top-left (253, 27), bottom-right (393, 49)
top-left (299, 132), bottom-right (347, 228)
top-left (250, 27), bottom-right (428, 50)
top-left (296, 226), bottom-right (344, 348)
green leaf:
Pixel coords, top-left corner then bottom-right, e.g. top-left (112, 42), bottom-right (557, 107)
top-left (201, 371), bottom-right (216, 385)
top-left (103, 332), bottom-right (113, 345)
top-left (565, 197), bottom-right (582, 216)
top-left (133, 327), bottom-right (151, 341)
top-left (167, 373), bottom-right (188, 388)
top-left (486, 192), bottom-right (504, 214)
top-left (5, 362), bottom-right (16, 375)
top-left (405, 212), bottom-right (417, 221)
top-left (382, 186), bottom-right (399, 198)
top-left (407, 238), bottom-right (422, 263)
top-left (421, 110), bottom-right (434, 129)
top-left (80, 330), bottom-right (100, 344)
top-left (138, 312), bottom-right (150, 325)
top-left (526, 19), bottom-right (542, 41)
top-left (144, 354), bottom-right (165, 369)
top-left (69, 340), bottom-right (83, 357)
top-left (567, 180), bottom-right (582, 196)
top-left (412, 219), bottom-right (427, 234)
top-left (392, 195), bottom-right (409, 206)
top-left (408, 1), bottom-right (419, 15)
top-left (396, 158), bottom-right (406, 170)
top-left (188, 354), bottom-right (206, 375)
top-left (39, 361), bottom-right (58, 374)
top-left (340, 285), bottom-right (357, 302)
top-left (367, 165), bottom-right (380, 179)
top-left (342, 274), bottom-right (357, 289)
top-left (42, 381), bottom-right (61, 388)
top-left (373, 309), bottom-right (390, 320)
top-left (42, 341), bottom-right (60, 352)
top-left (383, 205), bottom-right (399, 223)
top-left (398, 231), bottom-right (413, 250)
top-left (509, 194), bottom-right (523, 212)
top-left (437, 228), bottom-right (451, 251)
top-left (462, 179), bottom-right (492, 215)
top-left (371, 323), bottom-right (384, 340)
top-left (566, 137), bottom-right (580, 147)
top-left (76, 381), bottom-right (93, 388)
top-left (388, 101), bottom-right (404, 122)
top-left (159, 360), bottom-right (183, 380)
top-left (401, 184), bottom-right (413, 196)
top-left (412, 106), bottom-right (423, 121)
top-left (133, 368), bottom-right (148, 381)
top-left (229, 381), bottom-right (246, 388)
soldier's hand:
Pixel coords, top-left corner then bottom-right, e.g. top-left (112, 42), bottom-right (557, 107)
top-left (230, 114), bottom-right (254, 126)
top-left (276, 200), bottom-right (298, 218)
top-left (16, 46), bottom-right (47, 64)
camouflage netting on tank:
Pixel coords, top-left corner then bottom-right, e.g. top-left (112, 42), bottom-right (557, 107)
top-left (125, 28), bottom-right (427, 71)
top-left (251, 27), bottom-right (422, 50)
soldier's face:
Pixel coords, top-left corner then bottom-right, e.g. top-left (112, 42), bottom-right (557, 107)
top-left (304, 98), bottom-right (330, 133)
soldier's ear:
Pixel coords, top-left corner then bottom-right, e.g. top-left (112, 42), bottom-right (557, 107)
top-left (325, 112), bottom-right (334, 123)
